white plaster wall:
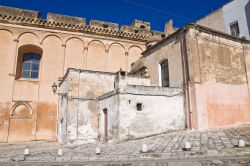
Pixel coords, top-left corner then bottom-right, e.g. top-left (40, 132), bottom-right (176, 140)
top-left (76, 100), bottom-right (99, 143)
top-left (222, 0), bottom-right (250, 39)
top-left (58, 96), bottom-right (67, 143)
top-left (118, 93), bottom-right (185, 140)
top-left (78, 71), bottom-right (115, 98)
top-left (196, 8), bottom-right (225, 32)
top-left (127, 76), bottom-right (150, 86)
top-left (58, 69), bottom-right (167, 144)
top-left (58, 75), bottom-right (69, 143)
top-left (98, 94), bottom-right (119, 142)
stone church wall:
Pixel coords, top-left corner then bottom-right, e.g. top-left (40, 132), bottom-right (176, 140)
top-left (0, 5), bottom-right (160, 142)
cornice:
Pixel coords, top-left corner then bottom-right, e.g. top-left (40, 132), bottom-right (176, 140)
top-left (0, 13), bottom-right (150, 42)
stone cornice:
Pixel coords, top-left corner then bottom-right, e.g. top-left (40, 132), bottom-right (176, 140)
top-left (0, 13), bottom-right (153, 42)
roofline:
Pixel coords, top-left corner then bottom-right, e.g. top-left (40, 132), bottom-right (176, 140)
top-left (196, 0), bottom-right (234, 23)
top-left (142, 23), bottom-right (250, 55)
top-left (59, 68), bottom-right (116, 86)
top-left (59, 67), bottom-right (150, 86)
top-left (195, 8), bottom-right (223, 23)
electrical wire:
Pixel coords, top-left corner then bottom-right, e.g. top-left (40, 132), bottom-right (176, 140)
top-left (123, 0), bottom-right (194, 21)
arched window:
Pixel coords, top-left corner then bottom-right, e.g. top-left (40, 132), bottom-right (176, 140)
top-left (16, 45), bottom-right (42, 80)
top-left (159, 59), bottom-right (169, 87)
top-left (21, 53), bottom-right (41, 79)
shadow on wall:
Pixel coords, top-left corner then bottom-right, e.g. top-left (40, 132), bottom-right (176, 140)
top-left (245, 0), bottom-right (250, 37)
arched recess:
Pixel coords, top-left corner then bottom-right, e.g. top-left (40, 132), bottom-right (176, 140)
top-left (40, 35), bottom-right (63, 83)
top-left (65, 37), bottom-right (85, 72)
top-left (108, 43), bottom-right (126, 72)
top-left (0, 29), bottom-right (15, 101)
top-left (41, 34), bottom-right (63, 45)
top-left (87, 40), bottom-right (106, 71)
top-left (128, 46), bottom-right (143, 71)
top-left (15, 44), bottom-right (43, 79)
top-left (8, 102), bottom-right (34, 142)
top-left (35, 35), bottom-right (62, 141)
top-left (18, 32), bottom-right (40, 46)
top-left (11, 103), bottom-right (32, 117)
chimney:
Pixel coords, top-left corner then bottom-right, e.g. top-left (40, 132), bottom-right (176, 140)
top-left (164, 19), bottom-right (174, 35)
top-left (114, 69), bottom-right (127, 92)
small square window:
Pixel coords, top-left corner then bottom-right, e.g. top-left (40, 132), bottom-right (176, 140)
top-left (230, 22), bottom-right (240, 37)
top-left (136, 103), bottom-right (142, 111)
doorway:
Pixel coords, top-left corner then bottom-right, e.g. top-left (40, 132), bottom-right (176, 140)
top-left (103, 108), bottom-right (108, 141)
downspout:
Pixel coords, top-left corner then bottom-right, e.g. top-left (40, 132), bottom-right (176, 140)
top-left (76, 70), bottom-right (81, 140)
top-left (242, 42), bottom-right (250, 100)
top-left (181, 27), bottom-right (192, 129)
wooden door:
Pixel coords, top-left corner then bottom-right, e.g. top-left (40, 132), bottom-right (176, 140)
top-left (103, 108), bottom-right (108, 141)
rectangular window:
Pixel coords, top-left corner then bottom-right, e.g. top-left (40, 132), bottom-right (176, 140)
top-left (21, 54), bottom-right (41, 79)
top-left (136, 103), bottom-right (142, 111)
top-left (230, 22), bottom-right (240, 37)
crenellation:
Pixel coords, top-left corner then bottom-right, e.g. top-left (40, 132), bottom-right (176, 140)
top-left (120, 25), bottom-right (135, 33)
top-left (0, 5), bottom-right (39, 18)
top-left (47, 13), bottom-right (86, 27)
top-left (131, 19), bottom-right (151, 30)
top-left (90, 19), bottom-right (119, 30)
top-left (149, 30), bottom-right (165, 40)
top-left (0, 5), bottom-right (171, 42)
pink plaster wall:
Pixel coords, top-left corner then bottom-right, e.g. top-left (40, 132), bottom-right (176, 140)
top-left (191, 83), bottom-right (250, 130)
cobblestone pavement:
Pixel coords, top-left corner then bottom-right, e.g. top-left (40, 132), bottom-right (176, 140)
top-left (0, 125), bottom-right (250, 165)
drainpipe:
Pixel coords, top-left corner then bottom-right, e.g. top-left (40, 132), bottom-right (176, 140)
top-left (76, 70), bottom-right (81, 140)
top-left (180, 27), bottom-right (192, 129)
top-left (242, 42), bottom-right (250, 100)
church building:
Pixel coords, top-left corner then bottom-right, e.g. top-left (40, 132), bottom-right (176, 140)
top-left (0, 5), bottom-right (250, 143)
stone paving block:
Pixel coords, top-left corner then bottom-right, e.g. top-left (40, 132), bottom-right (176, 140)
top-left (206, 149), bottom-right (219, 156)
top-left (71, 156), bottom-right (84, 161)
top-left (10, 156), bottom-right (25, 161)
top-left (25, 157), bottom-right (40, 161)
top-left (40, 156), bottom-right (56, 161)
top-left (62, 156), bottom-right (72, 161)
top-left (168, 161), bottom-right (202, 166)
top-left (212, 160), bottom-right (224, 165)
top-left (0, 158), bottom-right (10, 162)
top-left (161, 153), bottom-right (171, 159)
top-left (216, 145), bottom-right (225, 150)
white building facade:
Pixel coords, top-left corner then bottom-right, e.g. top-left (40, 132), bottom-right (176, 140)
top-left (197, 0), bottom-right (250, 39)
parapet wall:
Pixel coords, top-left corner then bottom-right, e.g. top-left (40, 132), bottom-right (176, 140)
top-left (0, 5), bottom-right (39, 18)
top-left (0, 5), bottom-right (169, 42)
top-left (126, 85), bottom-right (182, 96)
top-left (47, 13), bottom-right (86, 27)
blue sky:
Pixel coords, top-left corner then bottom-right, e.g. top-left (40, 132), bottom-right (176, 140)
top-left (0, 0), bottom-right (229, 31)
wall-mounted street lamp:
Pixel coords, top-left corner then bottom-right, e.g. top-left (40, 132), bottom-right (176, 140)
top-left (52, 82), bottom-right (67, 97)
top-left (52, 82), bottom-right (58, 94)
